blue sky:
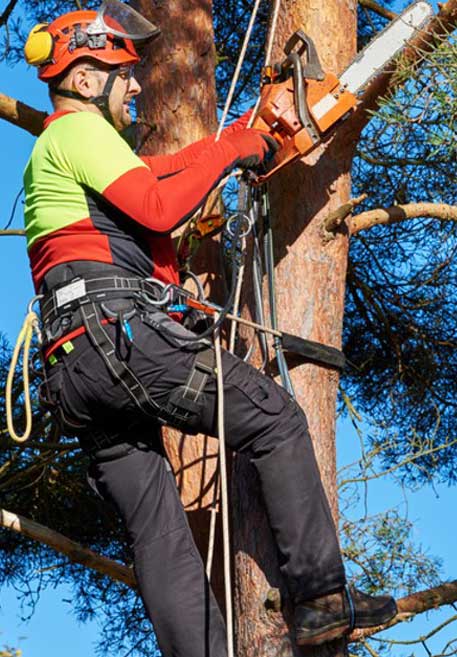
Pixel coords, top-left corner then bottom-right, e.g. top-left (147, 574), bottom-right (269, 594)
top-left (0, 3), bottom-right (456, 656)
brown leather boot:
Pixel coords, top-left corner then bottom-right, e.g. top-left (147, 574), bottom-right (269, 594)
top-left (294, 586), bottom-right (397, 646)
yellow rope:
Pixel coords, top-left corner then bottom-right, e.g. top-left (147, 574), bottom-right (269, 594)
top-left (6, 311), bottom-right (41, 443)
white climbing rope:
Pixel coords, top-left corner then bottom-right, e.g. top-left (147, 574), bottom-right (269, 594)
top-left (215, 0), bottom-right (264, 140)
top-left (204, 2), bottom-right (284, 651)
top-left (213, 311), bottom-right (235, 657)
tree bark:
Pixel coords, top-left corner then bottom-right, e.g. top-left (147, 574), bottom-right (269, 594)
top-left (132, 0), bottom-right (227, 602)
top-left (232, 1), bottom-right (356, 656)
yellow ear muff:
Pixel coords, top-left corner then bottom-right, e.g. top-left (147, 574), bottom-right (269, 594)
top-left (24, 24), bottom-right (54, 66)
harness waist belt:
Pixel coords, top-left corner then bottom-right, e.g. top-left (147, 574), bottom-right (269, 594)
top-left (40, 275), bottom-right (171, 345)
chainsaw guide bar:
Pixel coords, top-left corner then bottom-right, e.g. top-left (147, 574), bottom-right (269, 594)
top-left (252, 0), bottom-right (433, 182)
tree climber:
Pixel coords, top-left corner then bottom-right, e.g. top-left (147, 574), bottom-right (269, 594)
top-left (23, 2), bottom-right (397, 655)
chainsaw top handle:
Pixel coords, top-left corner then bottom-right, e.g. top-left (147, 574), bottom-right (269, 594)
top-left (282, 31), bottom-right (325, 81)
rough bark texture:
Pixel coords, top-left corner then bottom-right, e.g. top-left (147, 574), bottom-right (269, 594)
top-left (132, 0), bottom-right (226, 601)
top-left (232, 1), bottom-right (357, 656)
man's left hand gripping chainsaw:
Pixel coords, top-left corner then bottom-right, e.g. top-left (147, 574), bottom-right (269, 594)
top-left (251, 0), bottom-right (433, 182)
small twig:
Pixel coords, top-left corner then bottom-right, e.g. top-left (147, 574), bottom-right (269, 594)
top-left (359, 0), bottom-right (398, 22)
top-left (322, 194), bottom-right (368, 239)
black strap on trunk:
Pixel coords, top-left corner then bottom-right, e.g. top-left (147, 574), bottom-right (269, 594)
top-left (281, 333), bottom-right (345, 371)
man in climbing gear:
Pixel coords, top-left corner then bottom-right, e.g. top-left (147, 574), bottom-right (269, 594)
top-left (23, 2), bottom-right (397, 655)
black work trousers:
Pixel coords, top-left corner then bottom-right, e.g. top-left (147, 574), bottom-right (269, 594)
top-left (44, 306), bottom-right (346, 657)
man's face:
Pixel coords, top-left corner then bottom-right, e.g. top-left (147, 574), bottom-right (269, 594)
top-left (108, 65), bottom-right (142, 132)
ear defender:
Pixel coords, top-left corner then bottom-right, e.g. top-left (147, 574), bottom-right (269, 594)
top-left (24, 24), bottom-right (54, 66)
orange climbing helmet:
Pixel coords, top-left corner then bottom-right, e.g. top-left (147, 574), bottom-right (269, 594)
top-left (24, 0), bottom-right (160, 81)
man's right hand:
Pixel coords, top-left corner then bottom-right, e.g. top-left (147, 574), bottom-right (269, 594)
top-left (223, 129), bottom-right (279, 170)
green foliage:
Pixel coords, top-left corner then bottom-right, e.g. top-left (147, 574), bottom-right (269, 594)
top-left (341, 509), bottom-right (442, 596)
top-left (343, 32), bottom-right (457, 485)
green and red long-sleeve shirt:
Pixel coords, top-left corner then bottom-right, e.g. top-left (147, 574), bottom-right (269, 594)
top-left (24, 109), bottom-right (249, 292)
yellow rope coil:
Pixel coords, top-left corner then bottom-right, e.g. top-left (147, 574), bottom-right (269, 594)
top-left (6, 311), bottom-right (41, 443)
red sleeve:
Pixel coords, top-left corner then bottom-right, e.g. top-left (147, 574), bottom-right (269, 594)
top-left (141, 109), bottom-right (253, 178)
top-left (103, 138), bottom-right (239, 233)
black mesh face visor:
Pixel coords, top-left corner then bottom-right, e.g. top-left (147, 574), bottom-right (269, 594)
top-left (86, 0), bottom-right (160, 42)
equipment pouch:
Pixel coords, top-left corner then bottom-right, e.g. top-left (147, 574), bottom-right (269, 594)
top-left (162, 386), bottom-right (207, 435)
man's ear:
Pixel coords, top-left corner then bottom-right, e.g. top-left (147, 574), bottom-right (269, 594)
top-left (71, 66), bottom-right (98, 99)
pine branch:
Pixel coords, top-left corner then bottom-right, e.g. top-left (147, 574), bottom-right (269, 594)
top-left (0, 0), bottom-right (19, 27)
top-left (345, 0), bottom-right (457, 141)
top-left (0, 508), bottom-right (136, 589)
top-left (349, 580), bottom-right (457, 642)
top-left (0, 229), bottom-right (25, 236)
top-left (358, 0), bottom-right (397, 22)
top-left (350, 202), bottom-right (457, 234)
top-left (0, 92), bottom-right (47, 136)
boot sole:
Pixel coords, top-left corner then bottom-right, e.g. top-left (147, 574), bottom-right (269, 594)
top-left (296, 604), bottom-right (398, 646)
top-left (296, 620), bottom-right (351, 646)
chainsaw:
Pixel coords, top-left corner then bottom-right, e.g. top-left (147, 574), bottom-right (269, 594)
top-left (251, 0), bottom-right (433, 182)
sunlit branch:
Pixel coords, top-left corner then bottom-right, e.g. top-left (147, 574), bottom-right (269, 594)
top-left (350, 202), bottom-right (457, 234)
top-left (349, 580), bottom-right (457, 642)
top-left (0, 229), bottom-right (25, 236)
top-left (0, 508), bottom-right (136, 589)
top-left (0, 92), bottom-right (47, 136)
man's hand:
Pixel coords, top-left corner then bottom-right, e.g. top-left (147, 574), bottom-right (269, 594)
top-left (223, 129), bottom-right (279, 170)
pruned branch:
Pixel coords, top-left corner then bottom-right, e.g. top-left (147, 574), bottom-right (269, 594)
top-left (350, 202), bottom-right (457, 234)
top-left (0, 229), bottom-right (25, 236)
top-left (0, 508), bottom-right (136, 589)
top-left (349, 580), bottom-right (457, 642)
top-left (0, 92), bottom-right (47, 136)
top-left (359, 0), bottom-right (397, 22)
top-left (347, 0), bottom-right (457, 140)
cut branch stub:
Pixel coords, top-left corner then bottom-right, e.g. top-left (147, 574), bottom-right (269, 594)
top-left (322, 194), bottom-right (368, 239)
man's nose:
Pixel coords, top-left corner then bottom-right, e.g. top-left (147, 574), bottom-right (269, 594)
top-left (128, 76), bottom-right (142, 96)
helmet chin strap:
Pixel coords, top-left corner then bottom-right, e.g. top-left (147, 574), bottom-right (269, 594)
top-left (50, 68), bottom-right (120, 126)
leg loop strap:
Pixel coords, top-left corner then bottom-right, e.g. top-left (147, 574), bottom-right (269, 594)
top-left (79, 300), bottom-right (161, 418)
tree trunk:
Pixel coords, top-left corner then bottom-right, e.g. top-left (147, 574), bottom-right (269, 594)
top-left (132, 0), bottom-right (227, 602)
top-left (232, 1), bottom-right (356, 656)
